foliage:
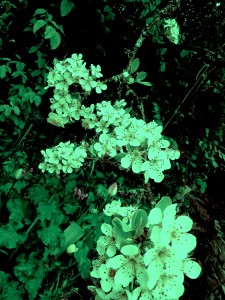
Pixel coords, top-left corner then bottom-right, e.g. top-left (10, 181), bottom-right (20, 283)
top-left (1, 0), bottom-right (225, 299)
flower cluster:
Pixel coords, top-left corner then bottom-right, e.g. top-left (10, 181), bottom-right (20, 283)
top-left (164, 19), bottom-right (180, 44)
top-left (46, 53), bottom-right (107, 126)
top-left (47, 53), bottom-right (107, 93)
top-left (87, 99), bottom-right (180, 183)
top-left (39, 98), bottom-right (180, 183)
top-left (88, 197), bottom-right (202, 300)
top-left (38, 141), bottom-right (87, 174)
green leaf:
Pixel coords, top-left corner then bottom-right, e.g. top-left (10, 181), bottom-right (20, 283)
top-left (37, 201), bottom-right (58, 224)
top-left (28, 185), bottom-right (49, 204)
top-left (156, 196), bottom-right (172, 212)
top-left (31, 69), bottom-right (41, 77)
top-left (28, 46), bottom-right (38, 53)
top-left (54, 222), bottom-right (84, 256)
top-left (60, 0), bottom-right (74, 17)
top-left (130, 58), bottom-right (140, 74)
top-left (138, 81), bottom-right (153, 86)
top-left (12, 106), bottom-right (20, 115)
top-left (37, 223), bottom-right (62, 251)
top-left (34, 95), bottom-right (41, 106)
top-left (180, 49), bottom-right (189, 58)
top-left (131, 209), bottom-right (148, 232)
top-left (14, 253), bottom-right (45, 300)
top-left (5, 106), bottom-right (12, 117)
top-left (34, 8), bottom-right (46, 16)
top-left (136, 71), bottom-right (147, 81)
top-left (50, 32), bottom-right (61, 50)
top-left (44, 25), bottom-right (56, 39)
top-left (16, 62), bottom-right (25, 72)
top-left (159, 61), bottom-right (166, 72)
top-left (74, 241), bottom-right (91, 279)
top-left (0, 65), bottom-right (7, 78)
top-left (33, 20), bottom-right (46, 34)
top-left (0, 223), bottom-right (27, 249)
top-left (112, 217), bottom-right (133, 249)
top-left (0, 271), bottom-right (24, 299)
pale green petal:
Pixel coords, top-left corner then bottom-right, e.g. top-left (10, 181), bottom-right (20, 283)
top-left (147, 263), bottom-right (161, 290)
top-left (164, 257), bottom-right (183, 275)
top-left (132, 159), bottom-right (143, 173)
top-left (174, 215), bottom-right (193, 232)
top-left (163, 277), bottom-right (185, 298)
top-left (150, 225), bottom-right (161, 244)
top-left (148, 207), bottom-right (162, 224)
top-left (154, 171), bottom-right (164, 183)
top-left (121, 154), bottom-right (132, 168)
top-left (159, 228), bottom-right (172, 245)
top-left (106, 255), bottom-right (126, 269)
top-left (96, 236), bottom-right (111, 255)
top-left (114, 264), bottom-right (133, 287)
top-left (106, 243), bottom-right (117, 257)
top-left (172, 233), bottom-right (197, 254)
top-left (101, 223), bottom-right (113, 236)
top-left (100, 277), bottom-right (112, 293)
top-left (121, 245), bottom-right (139, 257)
top-left (183, 260), bottom-right (202, 279)
top-left (144, 248), bottom-right (156, 266)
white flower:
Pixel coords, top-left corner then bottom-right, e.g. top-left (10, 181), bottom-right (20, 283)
top-left (96, 223), bottom-right (117, 257)
top-left (103, 200), bottom-right (122, 216)
top-left (106, 245), bottom-right (146, 288)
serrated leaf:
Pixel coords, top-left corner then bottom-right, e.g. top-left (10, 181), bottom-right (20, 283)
top-left (44, 26), bottom-right (56, 39)
top-left (60, 0), bottom-right (74, 17)
top-left (0, 223), bottom-right (27, 249)
top-left (136, 71), bottom-right (147, 81)
top-left (130, 58), bottom-right (140, 74)
top-left (50, 32), bottom-right (61, 50)
top-left (5, 106), bottom-right (12, 117)
top-left (37, 223), bottom-right (62, 250)
top-left (12, 106), bottom-right (20, 115)
top-left (33, 20), bottom-right (46, 34)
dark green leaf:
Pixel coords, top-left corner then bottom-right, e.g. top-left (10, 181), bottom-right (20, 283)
top-left (50, 32), bottom-right (61, 50)
top-left (33, 20), bottom-right (46, 34)
top-left (44, 26), bottom-right (56, 39)
top-left (0, 65), bottom-right (7, 78)
top-left (138, 81), bottom-right (153, 86)
top-left (28, 46), bottom-right (38, 54)
top-left (34, 8), bottom-right (46, 16)
top-left (60, 0), bottom-right (74, 17)
top-left (136, 71), bottom-right (147, 81)
top-left (130, 58), bottom-right (140, 74)
top-left (12, 106), bottom-right (20, 115)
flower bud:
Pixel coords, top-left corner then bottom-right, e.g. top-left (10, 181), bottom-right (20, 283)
top-left (107, 182), bottom-right (117, 197)
top-left (66, 243), bottom-right (78, 254)
top-left (14, 168), bottom-right (24, 180)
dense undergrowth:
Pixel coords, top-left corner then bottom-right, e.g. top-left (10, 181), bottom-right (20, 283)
top-left (1, 0), bottom-right (225, 299)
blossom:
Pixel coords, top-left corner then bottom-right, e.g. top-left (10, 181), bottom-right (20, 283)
top-left (106, 245), bottom-right (146, 288)
top-left (96, 223), bottom-right (117, 257)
